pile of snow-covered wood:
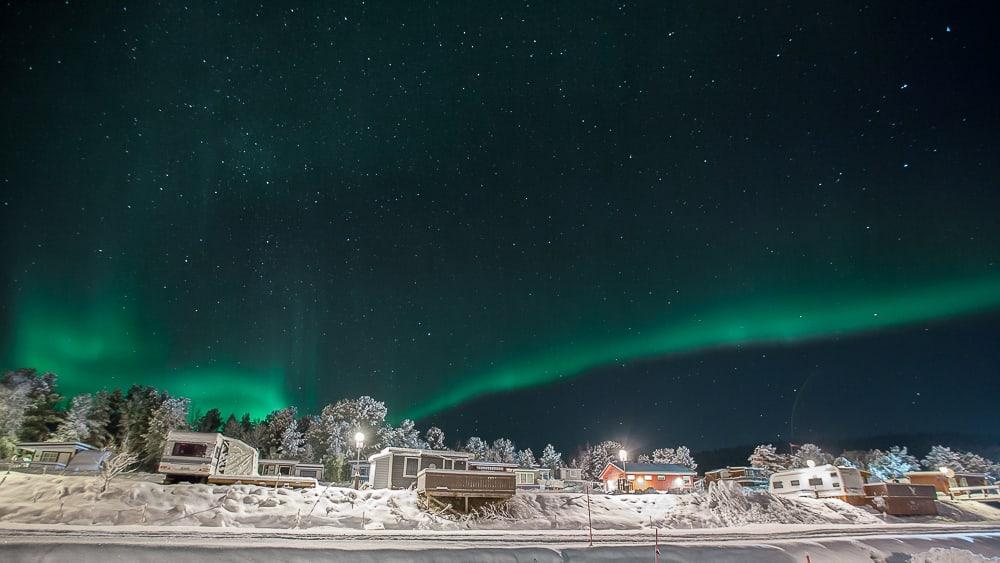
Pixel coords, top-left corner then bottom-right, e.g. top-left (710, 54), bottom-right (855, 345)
top-left (0, 472), bottom-right (996, 530)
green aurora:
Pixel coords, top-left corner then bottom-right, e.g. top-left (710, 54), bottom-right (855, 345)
top-left (401, 275), bottom-right (1000, 421)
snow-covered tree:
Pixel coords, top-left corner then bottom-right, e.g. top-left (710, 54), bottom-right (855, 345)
top-left (581, 441), bottom-right (624, 481)
top-left (222, 414), bottom-right (241, 438)
top-left (748, 444), bottom-right (790, 473)
top-left (464, 436), bottom-right (488, 459)
top-left (791, 443), bottom-right (833, 468)
top-left (3, 369), bottom-right (64, 442)
top-left (122, 386), bottom-right (164, 463)
top-left (649, 446), bottom-right (697, 470)
top-left (385, 419), bottom-right (425, 449)
top-left (141, 396), bottom-right (190, 463)
top-left (277, 423), bottom-right (306, 458)
top-left (307, 396), bottom-right (390, 463)
top-left (425, 427), bottom-right (446, 450)
top-left (53, 394), bottom-right (99, 443)
top-left (260, 407), bottom-right (299, 458)
top-left (956, 450), bottom-right (998, 478)
top-left (866, 446), bottom-right (920, 481)
top-left (922, 445), bottom-right (965, 472)
top-left (516, 447), bottom-right (536, 467)
top-left (539, 444), bottom-right (563, 470)
top-left (492, 438), bottom-right (516, 463)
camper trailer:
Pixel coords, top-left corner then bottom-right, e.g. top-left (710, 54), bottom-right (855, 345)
top-left (158, 431), bottom-right (316, 488)
top-left (769, 464), bottom-right (866, 503)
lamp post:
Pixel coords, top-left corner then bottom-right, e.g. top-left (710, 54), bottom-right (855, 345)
top-left (619, 449), bottom-right (628, 493)
top-left (353, 431), bottom-right (365, 490)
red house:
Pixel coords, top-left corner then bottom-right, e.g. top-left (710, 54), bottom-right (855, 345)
top-left (600, 462), bottom-right (697, 493)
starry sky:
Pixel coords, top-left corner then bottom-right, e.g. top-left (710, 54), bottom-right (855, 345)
top-left (1, 2), bottom-right (998, 452)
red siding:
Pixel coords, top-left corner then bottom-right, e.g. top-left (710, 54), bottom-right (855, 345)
top-left (601, 466), bottom-right (693, 492)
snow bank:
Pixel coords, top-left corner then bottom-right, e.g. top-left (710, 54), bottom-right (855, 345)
top-left (0, 472), bottom-right (994, 532)
top-left (908, 547), bottom-right (1000, 562)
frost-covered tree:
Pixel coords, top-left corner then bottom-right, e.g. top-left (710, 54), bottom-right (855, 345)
top-left (222, 414), bottom-right (241, 438)
top-left (141, 396), bottom-right (190, 463)
top-left (385, 419), bottom-right (425, 449)
top-left (516, 448), bottom-right (536, 467)
top-left (748, 444), bottom-right (790, 473)
top-left (956, 451), bottom-right (997, 478)
top-left (867, 446), bottom-right (920, 481)
top-left (922, 445), bottom-right (965, 472)
top-left (649, 446), bottom-right (697, 470)
top-left (581, 441), bottom-right (624, 481)
top-left (122, 386), bottom-right (164, 461)
top-left (260, 407), bottom-right (299, 458)
top-left (791, 443), bottom-right (833, 468)
top-left (53, 394), bottom-right (99, 443)
top-left (540, 444), bottom-right (563, 470)
top-left (425, 427), bottom-right (446, 450)
top-left (4, 369), bottom-right (64, 442)
top-left (463, 436), bottom-right (488, 459)
top-left (277, 423), bottom-right (306, 458)
top-left (307, 396), bottom-right (391, 476)
top-left (492, 438), bottom-right (516, 463)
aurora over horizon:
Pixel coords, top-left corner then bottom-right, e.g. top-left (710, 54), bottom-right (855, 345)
top-left (2, 2), bottom-right (999, 451)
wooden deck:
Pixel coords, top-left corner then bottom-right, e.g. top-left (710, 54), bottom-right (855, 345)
top-left (416, 469), bottom-right (516, 512)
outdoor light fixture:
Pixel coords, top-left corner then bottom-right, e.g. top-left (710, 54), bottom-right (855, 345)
top-left (806, 459), bottom-right (816, 468)
top-left (355, 431), bottom-right (365, 449)
top-left (618, 449), bottom-right (627, 462)
top-left (353, 431), bottom-right (365, 490)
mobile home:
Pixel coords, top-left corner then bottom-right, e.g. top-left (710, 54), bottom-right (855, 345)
top-left (158, 431), bottom-right (316, 488)
top-left (14, 441), bottom-right (97, 470)
top-left (769, 464), bottom-right (865, 503)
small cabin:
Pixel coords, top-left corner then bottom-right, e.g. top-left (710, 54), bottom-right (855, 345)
top-left (704, 466), bottom-right (769, 490)
top-left (600, 462), bottom-right (696, 493)
top-left (15, 441), bottom-right (97, 470)
top-left (905, 471), bottom-right (991, 494)
top-left (769, 464), bottom-right (866, 503)
top-left (367, 447), bottom-right (474, 490)
top-left (259, 459), bottom-right (325, 481)
top-left (347, 459), bottom-right (370, 483)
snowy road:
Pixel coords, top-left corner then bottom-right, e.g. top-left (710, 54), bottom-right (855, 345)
top-left (3, 522), bottom-right (1000, 561)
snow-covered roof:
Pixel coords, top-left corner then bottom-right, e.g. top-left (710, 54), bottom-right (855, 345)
top-left (604, 462), bottom-right (696, 475)
top-left (15, 441), bottom-right (97, 451)
top-left (368, 447), bottom-right (474, 462)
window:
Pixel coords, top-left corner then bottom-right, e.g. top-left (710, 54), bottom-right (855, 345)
top-left (645, 475), bottom-right (653, 480)
top-left (773, 481), bottom-right (784, 489)
top-left (627, 474), bottom-right (636, 480)
top-left (832, 482), bottom-right (840, 488)
top-left (299, 470), bottom-right (317, 479)
top-left (442, 459), bottom-right (454, 470)
top-left (808, 478), bottom-right (823, 486)
top-left (657, 475), bottom-right (666, 481)
top-left (278, 465), bottom-right (292, 476)
top-left (38, 451), bottom-right (59, 463)
top-left (454, 461), bottom-right (466, 470)
top-left (790, 480), bottom-right (800, 486)
top-left (830, 472), bottom-right (838, 477)
top-left (171, 442), bottom-right (208, 457)
top-left (403, 457), bottom-right (419, 477)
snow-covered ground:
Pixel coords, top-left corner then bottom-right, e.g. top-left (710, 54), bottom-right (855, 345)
top-left (1, 472), bottom-right (999, 561)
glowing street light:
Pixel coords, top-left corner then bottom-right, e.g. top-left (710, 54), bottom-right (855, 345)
top-left (806, 459), bottom-right (816, 468)
top-left (353, 431), bottom-right (365, 490)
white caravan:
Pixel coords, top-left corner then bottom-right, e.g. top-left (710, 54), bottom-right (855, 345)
top-left (768, 464), bottom-right (865, 501)
top-left (158, 431), bottom-right (316, 488)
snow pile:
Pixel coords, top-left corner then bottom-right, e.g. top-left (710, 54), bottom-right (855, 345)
top-left (909, 547), bottom-right (1000, 562)
top-left (7, 472), bottom-right (994, 531)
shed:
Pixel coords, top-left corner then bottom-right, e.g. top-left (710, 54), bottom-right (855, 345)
top-left (367, 447), bottom-right (474, 490)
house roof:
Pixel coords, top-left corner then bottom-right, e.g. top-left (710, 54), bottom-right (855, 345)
top-left (368, 447), bottom-right (474, 462)
top-left (15, 441), bottom-right (97, 451)
top-left (604, 461), bottom-right (696, 475)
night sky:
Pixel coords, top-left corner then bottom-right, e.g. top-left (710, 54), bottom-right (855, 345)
top-left (2, 2), bottom-right (998, 453)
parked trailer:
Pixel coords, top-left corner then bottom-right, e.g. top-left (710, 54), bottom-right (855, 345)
top-left (769, 464), bottom-right (866, 504)
top-left (158, 431), bottom-right (317, 488)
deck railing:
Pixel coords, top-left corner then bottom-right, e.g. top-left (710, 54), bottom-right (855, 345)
top-left (416, 469), bottom-right (516, 495)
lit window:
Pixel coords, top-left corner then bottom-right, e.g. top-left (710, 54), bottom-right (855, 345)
top-left (627, 474), bottom-right (636, 480)
top-left (645, 475), bottom-right (653, 480)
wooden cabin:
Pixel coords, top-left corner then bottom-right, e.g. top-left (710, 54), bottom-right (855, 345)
top-left (600, 462), bottom-right (696, 493)
top-left (367, 447), bottom-right (474, 489)
top-left (704, 466), bottom-right (769, 489)
top-left (15, 441), bottom-right (97, 470)
top-left (556, 467), bottom-right (584, 481)
top-left (416, 468), bottom-right (516, 512)
top-left (904, 470), bottom-right (997, 500)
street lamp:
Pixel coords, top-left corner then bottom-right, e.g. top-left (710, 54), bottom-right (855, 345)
top-left (806, 459), bottom-right (816, 468)
top-left (618, 449), bottom-right (628, 493)
top-left (353, 431), bottom-right (365, 490)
